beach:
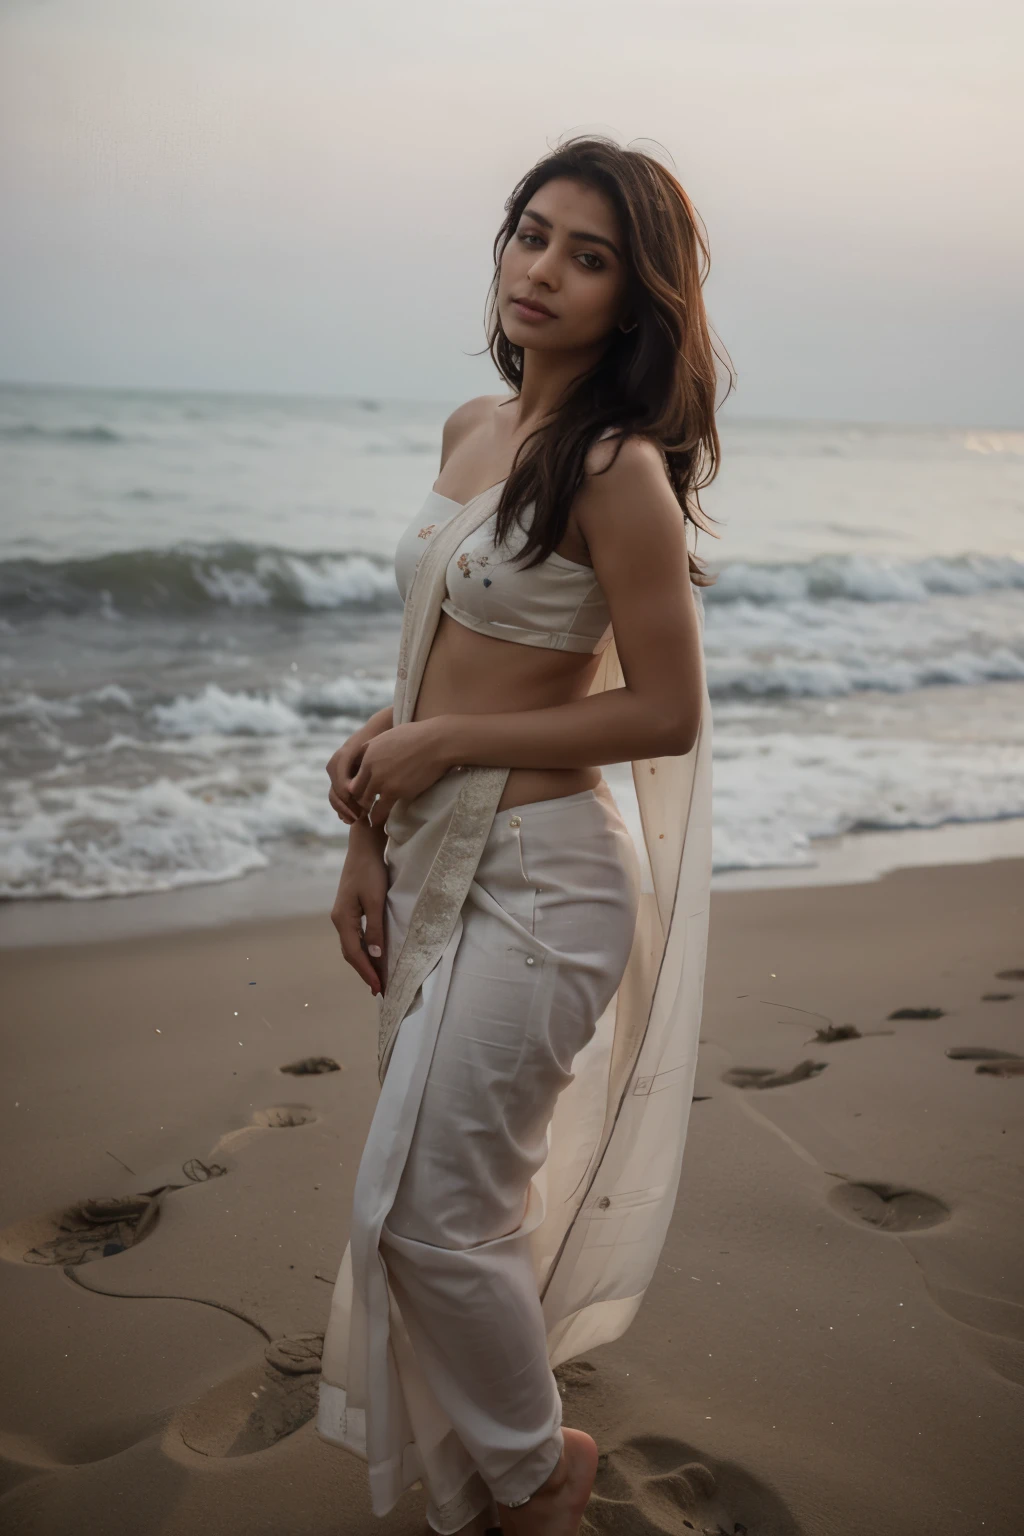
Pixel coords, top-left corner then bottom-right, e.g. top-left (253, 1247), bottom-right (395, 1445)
top-left (3, 390), bottom-right (1023, 1530)
top-left (2, 853), bottom-right (1021, 1535)
top-left (4, 3), bottom-right (1022, 1530)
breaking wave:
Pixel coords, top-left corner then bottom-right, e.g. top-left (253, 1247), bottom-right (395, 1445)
top-left (704, 552), bottom-right (1024, 605)
top-left (0, 544), bottom-right (401, 616)
top-left (5, 546), bottom-right (1024, 621)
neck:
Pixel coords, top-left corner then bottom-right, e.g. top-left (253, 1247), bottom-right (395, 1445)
top-left (507, 340), bottom-right (609, 431)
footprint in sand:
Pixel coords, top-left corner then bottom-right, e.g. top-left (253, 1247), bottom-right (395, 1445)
top-left (722, 1060), bottom-right (827, 1090)
top-left (0, 1194), bottom-right (164, 1267)
top-left (584, 1435), bottom-right (748, 1536)
top-left (946, 1047), bottom-right (1024, 1077)
top-left (827, 1179), bottom-right (950, 1233)
top-left (212, 1104), bottom-right (317, 1154)
top-left (555, 1358), bottom-right (600, 1397)
top-left (827, 1164), bottom-right (1024, 1387)
top-left (171, 1333), bottom-right (324, 1457)
top-left (279, 1056), bottom-right (341, 1075)
top-left (811, 1024), bottom-right (860, 1043)
top-left (251, 1105), bottom-right (317, 1128)
top-left (0, 1159), bottom-right (227, 1268)
top-left (554, 1363), bottom-right (795, 1534)
top-left (887, 1006), bottom-right (945, 1020)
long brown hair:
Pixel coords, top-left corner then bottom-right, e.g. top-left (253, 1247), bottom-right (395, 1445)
top-left (482, 133), bottom-right (733, 585)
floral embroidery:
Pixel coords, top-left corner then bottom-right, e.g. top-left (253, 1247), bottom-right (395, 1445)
top-left (456, 550), bottom-right (492, 579)
top-left (417, 524), bottom-right (437, 540)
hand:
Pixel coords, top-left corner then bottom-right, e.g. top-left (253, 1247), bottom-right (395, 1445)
top-left (344, 718), bottom-right (453, 826)
top-left (331, 831), bottom-right (389, 997)
top-left (327, 708), bottom-right (393, 825)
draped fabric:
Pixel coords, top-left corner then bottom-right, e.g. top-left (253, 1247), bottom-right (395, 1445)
top-left (318, 469), bottom-right (713, 1485)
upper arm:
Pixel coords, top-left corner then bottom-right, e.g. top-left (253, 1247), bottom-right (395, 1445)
top-left (438, 395), bottom-right (505, 473)
top-left (575, 436), bottom-right (703, 753)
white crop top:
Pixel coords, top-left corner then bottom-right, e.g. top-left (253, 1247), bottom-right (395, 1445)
top-left (393, 486), bottom-right (614, 655)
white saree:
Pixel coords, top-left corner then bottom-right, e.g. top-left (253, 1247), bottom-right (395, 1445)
top-left (317, 476), bottom-right (714, 1520)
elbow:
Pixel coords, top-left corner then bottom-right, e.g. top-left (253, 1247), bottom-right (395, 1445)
top-left (660, 703), bottom-right (701, 757)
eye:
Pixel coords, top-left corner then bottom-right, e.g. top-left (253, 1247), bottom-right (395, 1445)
top-left (517, 232), bottom-right (605, 272)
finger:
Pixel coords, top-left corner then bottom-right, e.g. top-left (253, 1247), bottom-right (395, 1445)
top-left (332, 903), bottom-right (383, 995)
top-left (329, 787), bottom-right (361, 824)
top-left (327, 743), bottom-right (361, 795)
top-left (347, 762), bottom-right (372, 806)
top-left (326, 748), bottom-right (348, 791)
top-left (328, 786), bottom-right (360, 824)
top-left (362, 907), bottom-right (386, 985)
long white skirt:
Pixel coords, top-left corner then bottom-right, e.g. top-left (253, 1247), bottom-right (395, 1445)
top-left (317, 774), bottom-right (641, 1532)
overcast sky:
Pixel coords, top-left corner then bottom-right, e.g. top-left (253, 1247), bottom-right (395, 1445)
top-left (1, 0), bottom-right (1021, 425)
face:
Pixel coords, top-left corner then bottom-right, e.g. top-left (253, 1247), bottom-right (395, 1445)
top-left (497, 176), bottom-right (631, 353)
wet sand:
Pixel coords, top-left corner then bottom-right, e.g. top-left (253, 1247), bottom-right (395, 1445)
top-left (1, 856), bottom-right (1022, 1535)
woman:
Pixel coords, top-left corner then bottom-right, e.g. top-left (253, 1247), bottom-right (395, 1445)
top-left (316, 134), bottom-right (725, 1536)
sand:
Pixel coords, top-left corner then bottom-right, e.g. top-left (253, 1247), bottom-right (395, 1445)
top-left (1, 856), bottom-right (1022, 1535)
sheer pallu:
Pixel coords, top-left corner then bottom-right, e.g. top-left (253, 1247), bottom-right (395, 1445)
top-left (317, 475), bottom-right (713, 1519)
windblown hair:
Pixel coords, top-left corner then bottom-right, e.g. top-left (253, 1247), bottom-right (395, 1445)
top-left (483, 133), bottom-right (733, 585)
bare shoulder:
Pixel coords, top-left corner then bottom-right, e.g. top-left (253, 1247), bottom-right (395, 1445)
top-left (576, 433), bottom-right (679, 546)
top-left (440, 393), bottom-right (511, 464)
top-left (582, 431), bottom-right (668, 489)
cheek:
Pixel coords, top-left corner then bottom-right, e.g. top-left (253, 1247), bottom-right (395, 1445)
top-left (565, 277), bottom-right (621, 334)
top-left (500, 245), bottom-right (529, 286)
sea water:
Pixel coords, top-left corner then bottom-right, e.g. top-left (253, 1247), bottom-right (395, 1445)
top-left (1, 382), bottom-right (1022, 903)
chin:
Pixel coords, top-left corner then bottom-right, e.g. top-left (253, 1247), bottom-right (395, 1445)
top-left (502, 317), bottom-right (561, 349)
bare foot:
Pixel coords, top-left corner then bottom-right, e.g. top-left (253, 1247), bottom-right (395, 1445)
top-left (497, 1428), bottom-right (598, 1536)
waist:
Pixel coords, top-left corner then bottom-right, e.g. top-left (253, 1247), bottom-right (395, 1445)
top-left (496, 765), bottom-right (601, 814)
top-left (383, 765), bottom-right (609, 846)
top-left (411, 610), bottom-right (602, 724)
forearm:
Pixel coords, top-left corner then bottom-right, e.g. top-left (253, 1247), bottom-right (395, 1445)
top-left (359, 705), bottom-right (393, 740)
top-left (346, 811), bottom-right (388, 860)
top-left (441, 687), bottom-right (694, 773)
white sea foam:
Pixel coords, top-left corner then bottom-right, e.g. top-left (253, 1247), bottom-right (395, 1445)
top-left (707, 646), bottom-right (1024, 699)
top-left (275, 552), bottom-right (393, 609)
top-left (0, 683), bottom-right (135, 723)
top-left (6, 700), bottom-right (1024, 898)
top-left (190, 550), bottom-right (397, 609)
top-left (706, 553), bottom-right (1024, 606)
top-left (0, 692), bottom-right (84, 722)
top-left (152, 684), bottom-right (305, 738)
top-left (0, 760), bottom-right (348, 900)
top-left (150, 675), bottom-right (394, 737)
top-left (710, 733), bottom-right (1024, 871)
top-left (703, 587), bottom-right (1024, 698)
top-left (296, 674), bottom-right (396, 717)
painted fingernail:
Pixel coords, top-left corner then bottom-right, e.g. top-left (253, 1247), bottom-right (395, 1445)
top-left (368, 944), bottom-right (382, 957)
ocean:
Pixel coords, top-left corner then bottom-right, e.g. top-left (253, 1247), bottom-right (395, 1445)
top-left (2, 381), bottom-right (1023, 906)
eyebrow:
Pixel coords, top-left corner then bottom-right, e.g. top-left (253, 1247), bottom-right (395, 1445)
top-left (519, 207), bottom-right (622, 259)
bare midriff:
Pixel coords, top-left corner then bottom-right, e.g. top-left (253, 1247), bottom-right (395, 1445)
top-left (411, 609), bottom-right (604, 815)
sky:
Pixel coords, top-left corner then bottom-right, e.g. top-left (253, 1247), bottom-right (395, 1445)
top-left (0, 0), bottom-right (1021, 425)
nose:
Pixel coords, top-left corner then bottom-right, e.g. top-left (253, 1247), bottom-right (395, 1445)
top-left (527, 245), bottom-right (559, 288)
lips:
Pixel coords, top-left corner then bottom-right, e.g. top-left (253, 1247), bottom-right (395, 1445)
top-left (512, 297), bottom-right (555, 319)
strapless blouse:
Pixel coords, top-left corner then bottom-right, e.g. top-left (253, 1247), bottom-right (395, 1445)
top-left (393, 489), bottom-right (614, 654)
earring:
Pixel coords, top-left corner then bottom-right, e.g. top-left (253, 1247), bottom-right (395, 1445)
top-left (618, 319), bottom-right (637, 334)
